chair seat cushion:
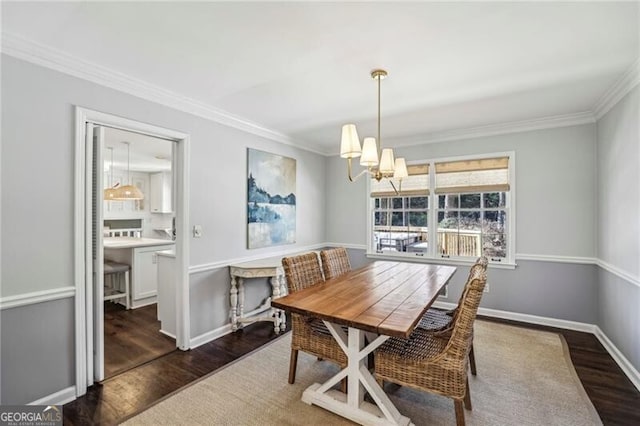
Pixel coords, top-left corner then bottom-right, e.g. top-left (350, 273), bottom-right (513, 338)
top-left (418, 308), bottom-right (453, 331)
top-left (104, 261), bottom-right (130, 274)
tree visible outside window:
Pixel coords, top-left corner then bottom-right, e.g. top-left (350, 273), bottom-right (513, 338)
top-left (369, 153), bottom-right (513, 264)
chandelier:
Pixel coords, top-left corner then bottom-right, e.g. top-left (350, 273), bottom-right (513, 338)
top-left (339, 69), bottom-right (407, 193)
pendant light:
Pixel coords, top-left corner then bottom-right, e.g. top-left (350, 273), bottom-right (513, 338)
top-left (113, 141), bottom-right (144, 200)
top-left (339, 69), bottom-right (408, 193)
top-left (104, 147), bottom-right (119, 200)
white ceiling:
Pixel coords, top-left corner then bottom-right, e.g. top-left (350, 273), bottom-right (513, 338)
top-left (103, 127), bottom-right (173, 173)
top-left (3, 2), bottom-right (639, 155)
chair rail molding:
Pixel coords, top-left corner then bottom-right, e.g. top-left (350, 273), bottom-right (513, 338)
top-left (596, 259), bottom-right (640, 289)
top-left (0, 286), bottom-right (75, 310)
top-left (515, 253), bottom-right (598, 265)
top-left (188, 243), bottom-right (328, 275)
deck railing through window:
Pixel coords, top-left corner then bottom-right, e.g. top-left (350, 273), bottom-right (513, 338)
top-left (373, 227), bottom-right (482, 257)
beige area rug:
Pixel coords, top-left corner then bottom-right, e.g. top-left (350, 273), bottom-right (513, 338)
top-left (124, 321), bottom-right (602, 426)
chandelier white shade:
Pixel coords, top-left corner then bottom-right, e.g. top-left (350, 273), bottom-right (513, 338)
top-left (340, 124), bottom-right (361, 159)
top-left (360, 137), bottom-right (379, 167)
top-left (393, 157), bottom-right (408, 179)
top-left (339, 69), bottom-right (406, 193)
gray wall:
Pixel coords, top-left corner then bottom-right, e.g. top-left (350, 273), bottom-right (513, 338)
top-left (327, 125), bottom-right (599, 324)
top-left (596, 85), bottom-right (640, 371)
top-left (328, 124), bottom-right (597, 257)
top-left (2, 50), bottom-right (638, 404)
top-left (0, 298), bottom-right (75, 404)
top-left (0, 55), bottom-right (326, 403)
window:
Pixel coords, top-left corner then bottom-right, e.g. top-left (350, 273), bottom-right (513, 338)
top-left (371, 165), bottom-right (430, 254)
top-left (369, 153), bottom-right (514, 264)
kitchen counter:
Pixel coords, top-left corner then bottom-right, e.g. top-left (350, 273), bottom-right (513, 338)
top-left (104, 238), bottom-right (175, 310)
top-left (104, 237), bottom-right (175, 249)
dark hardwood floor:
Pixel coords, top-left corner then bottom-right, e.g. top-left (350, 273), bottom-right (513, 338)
top-left (104, 303), bottom-right (176, 378)
top-left (64, 316), bottom-right (640, 425)
top-left (478, 316), bottom-right (640, 426)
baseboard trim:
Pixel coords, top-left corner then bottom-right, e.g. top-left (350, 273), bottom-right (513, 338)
top-left (159, 329), bottom-right (177, 340)
top-left (29, 386), bottom-right (76, 406)
top-left (594, 326), bottom-right (640, 392)
top-left (432, 301), bottom-right (597, 333)
top-left (0, 287), bottom-right (75, 311)
top-left (189, 324), bottom-right (233, 349)
top-left (432, 301), bottom-right (640, 392)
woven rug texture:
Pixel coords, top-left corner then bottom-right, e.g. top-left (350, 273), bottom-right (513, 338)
top-left (124, 320), bottom-right (602, 426)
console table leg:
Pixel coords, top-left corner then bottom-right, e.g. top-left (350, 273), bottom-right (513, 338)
top-left (270, 276), bottom-right (282, 333)
top-left (278, 274), bottom-right (287, 330)
top-left (237, 277), bottom-right (245, 329)
top-left (230, 275), bottom-right (239, 331)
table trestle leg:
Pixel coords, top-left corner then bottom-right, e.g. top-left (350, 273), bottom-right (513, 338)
top-left (301, 321), bottom-right (412, 426)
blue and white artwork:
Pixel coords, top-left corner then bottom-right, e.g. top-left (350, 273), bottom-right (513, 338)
top-left (247, 148), bottom-right (296, 249)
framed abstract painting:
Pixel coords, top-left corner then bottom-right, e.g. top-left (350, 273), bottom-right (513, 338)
top-left (247, 148), bottom-right (296, 249)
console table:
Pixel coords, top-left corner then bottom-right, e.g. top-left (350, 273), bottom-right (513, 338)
top-left (229, 257), bottom-right (287, 333)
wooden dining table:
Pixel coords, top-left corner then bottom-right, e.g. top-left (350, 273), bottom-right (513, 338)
top-left (272, 260), bottom-right (457, 426)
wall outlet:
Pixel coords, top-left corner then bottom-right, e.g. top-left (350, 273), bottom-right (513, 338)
top-left (193, 225), bottom-right (203, 238)
top-left (484, 283), bottom-right (490, 293)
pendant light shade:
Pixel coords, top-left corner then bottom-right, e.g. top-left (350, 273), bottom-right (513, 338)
top-left (112, 141), bottom-right (144, 201)
top-left (360, 137), bottom-right (379, 167)
top-left (113, 184), bottom-right (144, 200)
top-left (104, 186), bottom-right (118, 200)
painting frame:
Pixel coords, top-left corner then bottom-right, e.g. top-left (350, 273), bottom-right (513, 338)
top-left (247, 148), bottom-right (296, 249)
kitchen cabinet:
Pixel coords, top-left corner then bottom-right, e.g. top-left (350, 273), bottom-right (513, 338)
top-left (157, 250), bottom-right (176, 338)
top-left (104, 238), bottom-right (174, 309)
top-left (150, 172), bottom-right (172, 213)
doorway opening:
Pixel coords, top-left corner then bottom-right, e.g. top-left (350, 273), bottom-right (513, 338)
top-left (74, 107), bottom-right (191, 397)
top-left (102, 128), bottom-right (177, 378)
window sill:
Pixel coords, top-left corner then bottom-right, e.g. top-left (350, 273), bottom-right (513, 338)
top-left (365, 252), bottom-right (517, 270)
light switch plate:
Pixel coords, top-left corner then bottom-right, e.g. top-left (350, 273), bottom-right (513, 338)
top-left (193, 225), bottom-right (203, 238)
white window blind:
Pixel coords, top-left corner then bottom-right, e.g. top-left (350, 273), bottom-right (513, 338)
top-left (371, 164), bottom-right (429, 197)
top-left (435, 157), bottom-right (510, 194)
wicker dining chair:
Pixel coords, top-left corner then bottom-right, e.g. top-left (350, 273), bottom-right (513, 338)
top-left (282, 252), bottom-right (348, 386)
top-left (320, 247), bottom-right (352, 280)
top-left (374, 267), bottom-right (487, 426)
top-left (417, 256), bottom-right (488, 375)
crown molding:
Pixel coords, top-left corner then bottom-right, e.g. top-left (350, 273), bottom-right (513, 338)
top-left (385, 111), bottom-right (596, 150)
top-left (5, 32), bottom-right (633, 157)
top-left (1, 32), bottom-right (326, 156)
top-left (593, 58), bottom-right (640, 121)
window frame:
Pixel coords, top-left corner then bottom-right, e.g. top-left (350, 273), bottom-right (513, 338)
top-left (366, 151), bottom-right (516, 268)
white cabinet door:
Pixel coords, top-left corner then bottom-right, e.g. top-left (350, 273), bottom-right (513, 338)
top-left (150, 172), bottom-right (172, 213)
top-left (132, 244), bottom-right (174, 301)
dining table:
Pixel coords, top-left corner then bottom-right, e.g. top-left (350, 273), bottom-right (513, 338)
top-left (271, 260), bottom-right (457, 426)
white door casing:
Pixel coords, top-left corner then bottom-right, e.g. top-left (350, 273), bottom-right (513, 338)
top-left (88, 124), bottom-right (106, 382)
top-left (74, 107), bottom-right (191, 397)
